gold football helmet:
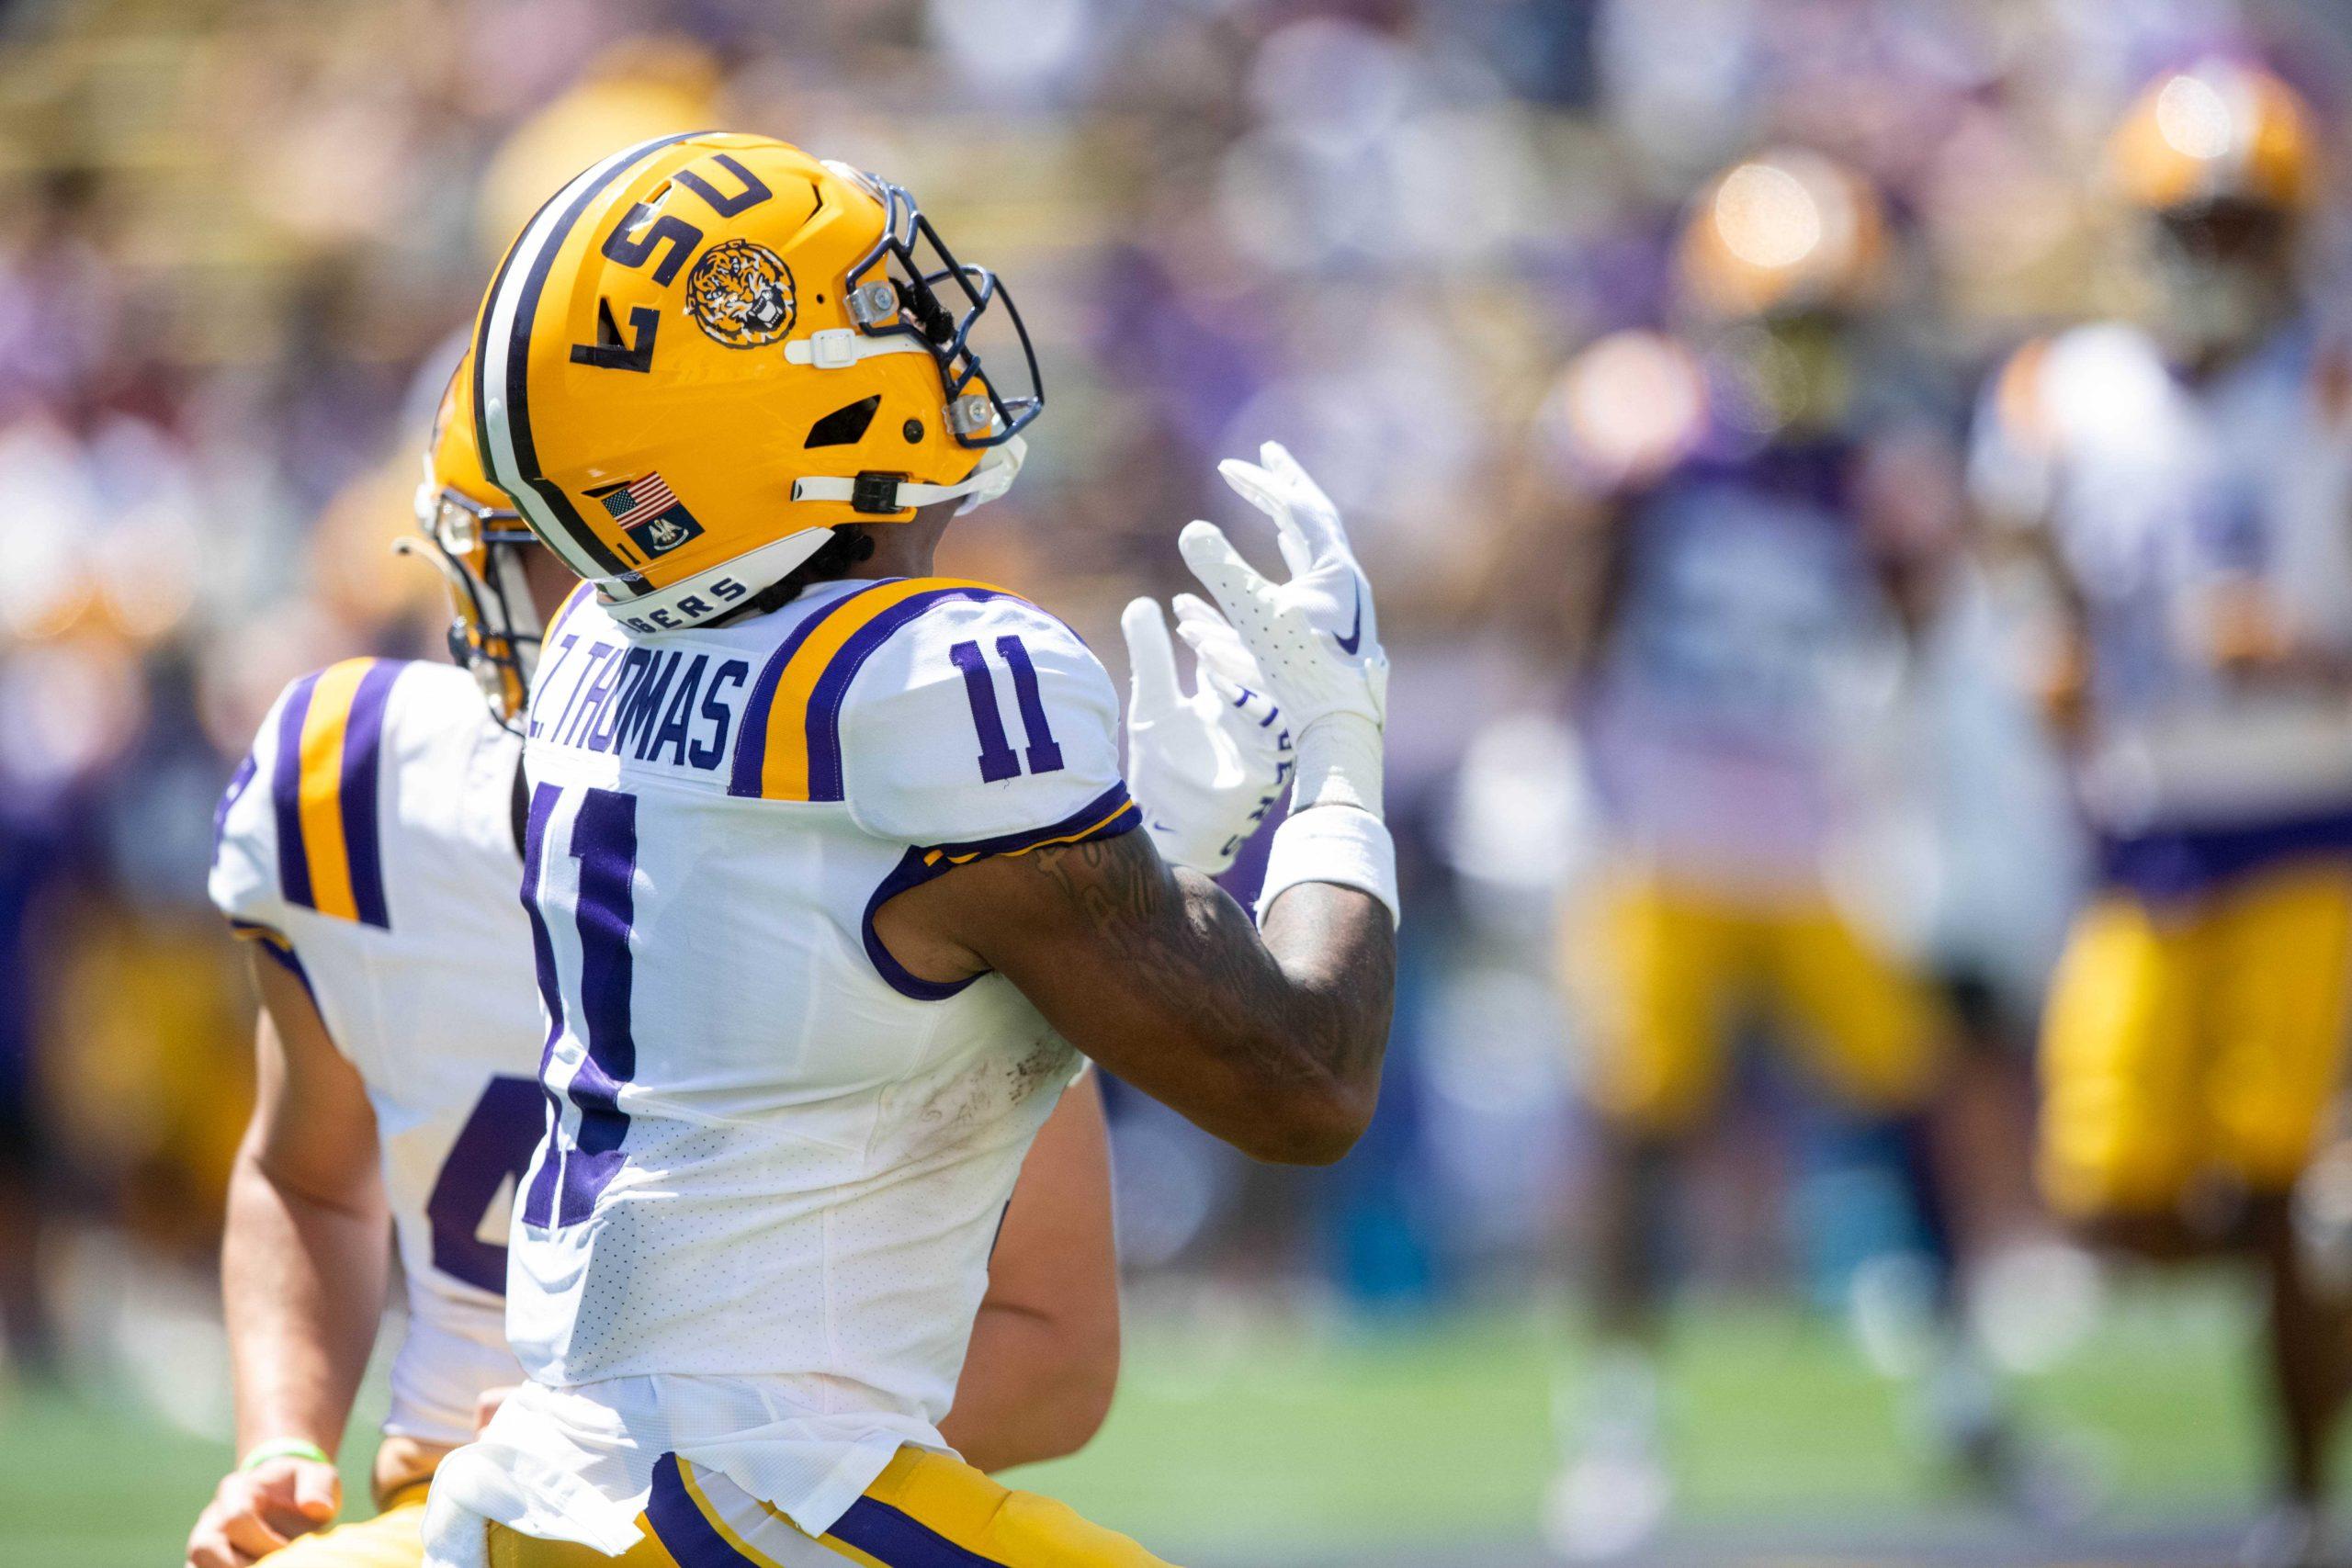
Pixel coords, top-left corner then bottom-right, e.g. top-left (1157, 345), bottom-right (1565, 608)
top-left (2108, 60), bottom-right (2317, 362)
top-left (470, 132), bottom-right (1038, 633)
top-left (403, 355), bottom-right (545, 726)
top-left (2109, 58), bottom-right (2316, 216)
top-left (1675, 148), bottom-right (1887, 321)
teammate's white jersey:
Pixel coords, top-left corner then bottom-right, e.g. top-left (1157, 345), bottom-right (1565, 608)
top-left (210, 659), bottom-right (540, 1447)
top-left (1971, 321), bottom-right (2352, 831)
top-left (435, 575), bottom-right (1134, 1549)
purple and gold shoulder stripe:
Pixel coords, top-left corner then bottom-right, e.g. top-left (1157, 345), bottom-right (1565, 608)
top-left (227, 919), bottom-right (318, 1004)
top-left (861, 783), bottom-right (1138, 1002)
top-left (729, 576), bottom-right (1034, 802)
top-left (919, 782), bottom-right (1138, 867)
top-left (271, 657), bottom-right (402, 928)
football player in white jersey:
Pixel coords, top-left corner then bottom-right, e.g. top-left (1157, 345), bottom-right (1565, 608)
top-left (419, 133), bottom-right (1397, 1568)
top-left (1973, 60), bottom-right (2352, 1564)
top-left (186, 342), bottom-right (1218, 1567)
top-left (1525, 149), bottom-right (2033, 1555)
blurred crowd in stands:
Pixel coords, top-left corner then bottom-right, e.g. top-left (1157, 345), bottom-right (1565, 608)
top-left (3, 0), bottom-right (2347, 1389)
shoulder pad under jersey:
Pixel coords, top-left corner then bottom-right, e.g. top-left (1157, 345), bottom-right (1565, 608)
top-left (210, 658), bottom-right (458, 942)
top-left (725, 578), bottom-right (1134, 852)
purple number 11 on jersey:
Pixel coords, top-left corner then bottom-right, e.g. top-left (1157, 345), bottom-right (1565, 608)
top-left (518, 782), bottom-right (640, 1228)
top-left (950, 635), bottom-right (1064, 783)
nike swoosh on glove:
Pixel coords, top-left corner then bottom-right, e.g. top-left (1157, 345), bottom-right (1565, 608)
top-left (1180, 441), bottom-right (1388, 816)
top-left (1122, 593), bottom-right (1294, 874)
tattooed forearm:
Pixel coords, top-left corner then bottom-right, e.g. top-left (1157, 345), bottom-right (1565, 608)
top-left (978, 826), bottom-right (1396, 1163)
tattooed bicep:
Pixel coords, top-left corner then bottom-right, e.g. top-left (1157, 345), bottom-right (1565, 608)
top-left (1016, 829), bottom-right (1173, 931)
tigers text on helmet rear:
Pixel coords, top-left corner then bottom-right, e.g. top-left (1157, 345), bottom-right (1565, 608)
top-left (472, 133), bottom-right (1042, 633)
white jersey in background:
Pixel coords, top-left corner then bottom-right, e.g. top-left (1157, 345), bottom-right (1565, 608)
top-left (1971, 321), bottom-right (2352, 834)
top-left (210, 658), bottom-right (541, 1447)
top-left (434, 574), bottom-right (1136, 1551)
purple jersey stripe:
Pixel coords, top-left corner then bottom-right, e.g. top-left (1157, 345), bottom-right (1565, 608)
top-left (858, 784), bottom-right (1138, 1002)
top-left (337, 660), bottom-right (401, 929)
top-left (212, 752), bottom-right (256, 866)
top-left (860, 847), bottom-right (983, 1002)
top-left (725, 583), bottom-right (881, 798)
top-left (516, 782), bottom-right (566, 1229)
top-left (643, 1454), bottom-right (762, 1568)
top-left (560, 787), bottom-right (638, 1222)
top-left (271, 672), bottom-right (322, 910)
top-left (231, 920), bottom-right (319, 1010)
top-left (929, 782), bottom-right (1136, 862)
top-left (829, 1495), bottom-right (1013, 1568)
top-left (802, 587), bottom-right (1023, 803)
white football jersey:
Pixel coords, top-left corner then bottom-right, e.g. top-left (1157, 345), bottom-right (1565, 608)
top-left (210, 658), bottom-right (540, 1447)
top-left (1970, 321), bottom-right (2352, 829)
top-left (433, 575), bottom-right (1132, 1549)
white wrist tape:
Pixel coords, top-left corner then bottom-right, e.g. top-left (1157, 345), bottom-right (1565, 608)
top-left (1256, 805), bottom-right (1400, 929)
top-left (1292, 713), bottom-right (1385, 817)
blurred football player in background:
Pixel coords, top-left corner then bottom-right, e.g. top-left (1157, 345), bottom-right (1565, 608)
top-left (1971, 59), bottom-right (2352, 1568)
top-left (1531, 148), bottom-right (2018, 1557)
top-left (187, 359), bottom-right (1127, 1568)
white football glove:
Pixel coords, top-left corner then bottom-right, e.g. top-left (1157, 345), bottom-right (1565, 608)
top-left (1179, 442), bottom-right (1388, 817)
top-left (1122, 592), bottom-right (1294, 874)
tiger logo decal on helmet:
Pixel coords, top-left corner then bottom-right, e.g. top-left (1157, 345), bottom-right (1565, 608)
top-left (686, 239), bottom-right (795, 348)
top-left (470, 132), bottom-right (1043, 636)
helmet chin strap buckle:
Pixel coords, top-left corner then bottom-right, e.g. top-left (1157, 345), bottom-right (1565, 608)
top-left (850, 471), bottom-right (910, 514)
top-left (789, 435), bottom-right (1026, 518)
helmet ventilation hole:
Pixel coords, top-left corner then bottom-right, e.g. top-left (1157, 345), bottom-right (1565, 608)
top-left (805, 396), bottom-right (881, 448)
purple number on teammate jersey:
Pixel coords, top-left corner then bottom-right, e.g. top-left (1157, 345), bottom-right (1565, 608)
top-left (948, 636), bottom-right (1062, 783)
top-left (424, 1075), bottom-right (544, 1293)
top-left (518, 783), bottom-right (640, 1229)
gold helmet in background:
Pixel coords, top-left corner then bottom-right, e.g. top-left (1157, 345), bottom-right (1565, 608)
top-left (2109, 58), bottom-right (2317, 217)
top-left (1675, 148), bottom-right (1889, 321)
top-left (2107, 59), bottom-right (2319, 362)
top-left (401, 354), bottom-right (545, 726)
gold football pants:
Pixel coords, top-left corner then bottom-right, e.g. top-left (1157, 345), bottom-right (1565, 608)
top-left (482, 1446), bottom-right (1174, 1567)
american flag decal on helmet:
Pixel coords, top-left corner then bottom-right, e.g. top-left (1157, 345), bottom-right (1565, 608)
top-left (596, 473), bottom-right (705, 558)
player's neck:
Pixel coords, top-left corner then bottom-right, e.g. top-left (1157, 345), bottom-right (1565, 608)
top-left (843, 509), bottom-right (952, 582)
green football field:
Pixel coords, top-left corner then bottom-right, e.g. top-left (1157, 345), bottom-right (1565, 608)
top-left (0, 1278), bottom-right (2322, 1567)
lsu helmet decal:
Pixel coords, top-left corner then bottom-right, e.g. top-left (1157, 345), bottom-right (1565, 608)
top-left (1675, 148), bottom-right (1887, 321)
top-left (471, 132), bottom-right (1042, 634)
top-left (2109, 58), bottom-right (2317, 216)
top-left (401, 355), bottom-right (547, 728)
